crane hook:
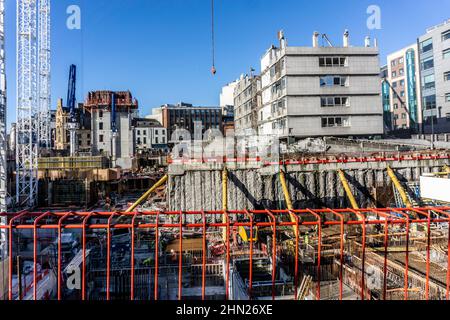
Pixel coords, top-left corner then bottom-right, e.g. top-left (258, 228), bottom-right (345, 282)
top-left (211, 0), bottom-right (216, 76)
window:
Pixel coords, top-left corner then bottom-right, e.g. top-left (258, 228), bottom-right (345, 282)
top-left (423, 74), bottom-right (435, 90)
top-left (321, 116), bottom-right (350, 128)
top-left (99, 111), bottom-right (103, 118)
top-left (423, 95), bottom-right (436, 110)
top-left (143, 137), bottom-right (147, 144)
top-left (162, 137), bottom-right (166, 144)
top-left (319, 56), bottom-right (347, 67)
top-left (398, 57), bottom-right (404, 64)
top-left (391, 60), bottom-right (397, 67)
top-left (394, 103), bottom-right (399, 110)
top-left (445, 72), bottom-right (450, 81)
top-left (392, 81), bottom-right (397, 88)
top-left (446, 93), bottom-right (450, 102)
top-left (444, 48), bottom-right (450, 59)
top-left (443, 30), bottom-right (450, 42)
top-left (155, 137), bottom-right (159, 144)
top-left (399, 68), bottom-right (404, 76)
top-left (155, 130), bottom-right (159, 135)
top-left (421, 57), bottom-right (434, 70)
top-left (137, 130), bottom-right (141, 135)
top-left (420, 38), bottom-right (433, 53)
top-left (99, 122), bottom-right (104, 130)
top-left (392, 71), bottom-right (397, 78)
top-left (401, 113), bottom-right (407, 119)
top-left (320, 96), bottom-right (349, 107)
top-left (320, 76), bottom-right (348, 87)
top-left (400, 91), bottom-right (405, 98)
top-left (99, 135), bottom-right (104, 143)
top-left (400, 80), bottom-right (405, 87)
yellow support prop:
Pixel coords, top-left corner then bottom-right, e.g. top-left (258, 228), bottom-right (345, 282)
top-left (279, 169), bottom-right (298, 236)
top-left (444, 165), bottom-right (450, 174)
top-left (337, 170), bottom-right (359, 210)
top-left (126, 175), bottom-right (168, 213)
top-left (222, 167), bottom-right (228, 241)
top-left (387, 166), bottom-right (412, 208)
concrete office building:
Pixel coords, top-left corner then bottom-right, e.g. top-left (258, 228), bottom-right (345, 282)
top-left (84, 91), bottom-right (138, 169)
top-left (418, 19), bottom-right (450, 134)
top-left (233, 73), bottom-right (261, 135)
top-left (386, 44), bottom-right (422, 132)
top-left (258, 31), bottom-right (384, 143)
top-left (147, 103), bottom-right (222, 143)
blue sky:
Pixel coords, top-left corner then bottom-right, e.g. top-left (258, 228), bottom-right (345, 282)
top-left (4, 0), bottom-right (450, 126)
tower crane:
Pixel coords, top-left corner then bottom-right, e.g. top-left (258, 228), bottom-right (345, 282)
top-left (16, 0), bottom-right (51, 207)
top-left (66, 64), bottom-right (79, 156)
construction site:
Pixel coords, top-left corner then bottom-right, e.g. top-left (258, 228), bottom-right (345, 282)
top-left (0, 0), bottom-right (450, 303)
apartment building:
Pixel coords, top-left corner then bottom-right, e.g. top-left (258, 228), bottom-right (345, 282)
top-left (147, 103), bottom-right (222, 143)
top-left (233, 74), bottom-right (261, 135)
top-left (258, 31), bottom-right (384, 143)
top-left (418, 19), bottom-right (450, 134)
top-left (386, 44), bottom-right (422, 132)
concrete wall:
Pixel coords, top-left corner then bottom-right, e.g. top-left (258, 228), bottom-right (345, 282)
top-left (168, 159), bottom-right (449, 211)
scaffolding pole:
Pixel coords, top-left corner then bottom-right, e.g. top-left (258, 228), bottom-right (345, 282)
top-left (387, 166), bottom-right (412, 208)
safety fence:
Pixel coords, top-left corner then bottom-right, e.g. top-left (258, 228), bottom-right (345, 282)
top-left (0, 207), bottom-right (449, 301)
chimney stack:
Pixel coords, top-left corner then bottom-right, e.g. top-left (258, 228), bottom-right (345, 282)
top-left (312, 31), bottom-right (320, 48)
top-left (278, 30), bottom-right (286, 49)
top-left (343, 30), bottom-right (350, 47)
top-left (365, 36), bottom-right (371, 47)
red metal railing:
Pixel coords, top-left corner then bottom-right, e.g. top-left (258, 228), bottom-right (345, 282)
top-left (0, 207), bottom-right (449, 301)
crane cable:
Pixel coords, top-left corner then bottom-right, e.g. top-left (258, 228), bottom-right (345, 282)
top-left (211, 0), bottom-right (216, 75)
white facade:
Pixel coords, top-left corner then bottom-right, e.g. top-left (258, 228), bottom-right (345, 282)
top-left (220, 80), bottom-right (238, 107)
top-left (91, 108), bottom-right (137, 169)
top-left (135, 121), bottom-right (167, 151)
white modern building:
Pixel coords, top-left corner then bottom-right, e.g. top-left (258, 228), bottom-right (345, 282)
top-left (258, 31), bottom-right (384, 143)
top-left (418, 19), bottom-right (450, 134)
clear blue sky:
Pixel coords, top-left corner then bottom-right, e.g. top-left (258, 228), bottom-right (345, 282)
top-left (4, 0), bottom-right (450, 126)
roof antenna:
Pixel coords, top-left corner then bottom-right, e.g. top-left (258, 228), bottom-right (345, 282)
top-left (211, 0), bottom-right (217, 75)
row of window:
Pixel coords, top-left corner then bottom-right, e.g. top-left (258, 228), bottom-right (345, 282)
top-left (137, 137), bottom-right (165, 145)
top-left (321, 96), bottom-right (350, 107)
top-left (321, 116), bottom-right (351, 128)
top-left (136, 129), bottom-right (166, 136)
top-left (320, 75), bottom-right (349, 87)
top-left (392, 79), bottom-right (405, 88)
top-left (391, 57), bottom-right (404, 67)
top-left (391, 68), bottom-right (404, 78)
top-left (319, 56), bottom-right (348, 67)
